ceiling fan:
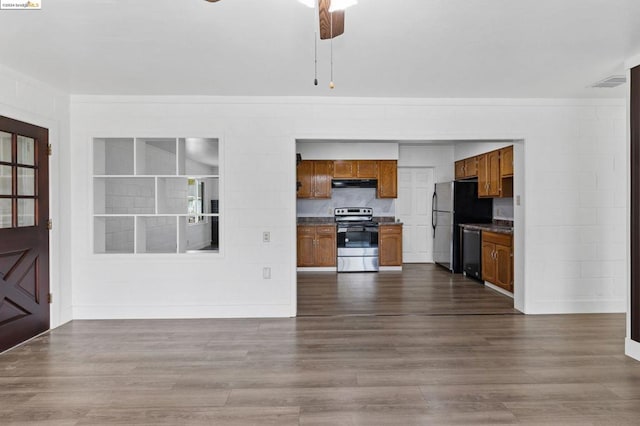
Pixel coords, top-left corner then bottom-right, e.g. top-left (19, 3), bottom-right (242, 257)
top-left (205, 0), bottom-right (355, 40)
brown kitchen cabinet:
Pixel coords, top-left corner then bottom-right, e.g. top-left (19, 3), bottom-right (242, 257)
top-left (296, 160), bottom-right (334, 199)
top-left (481, 231), bottom-right (513, 292)
top-left (297, 225), bottom-right (336, 267)
top-left (333, 160), bottom-right (378, 179)
top-left (500, 146), bottom-right (514, 177)
top-left (455, 157), bottom-right (478, 180)
top-left (478, 150), bottom-right (512, 198)
top-left (377, 160), bottom-right (398, 198)
top-left (379, 224), bottom-right (403, 266)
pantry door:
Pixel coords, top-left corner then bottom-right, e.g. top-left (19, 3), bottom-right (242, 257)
top-left (0, 116), bottom-right (49, 353)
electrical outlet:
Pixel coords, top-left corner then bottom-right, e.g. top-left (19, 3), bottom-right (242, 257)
top-left (263, 231), bottom-right (270, 243)
top-left (263, 267), bottom-right (271, 279)
top-left (516, 195), bottom-right (521, 206)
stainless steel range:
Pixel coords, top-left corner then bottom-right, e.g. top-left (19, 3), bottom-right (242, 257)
top-left (335, 207), bottom-right (379, 272)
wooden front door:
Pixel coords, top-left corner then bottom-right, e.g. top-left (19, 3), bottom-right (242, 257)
top-left (0, 116), bottom-right (49, 353)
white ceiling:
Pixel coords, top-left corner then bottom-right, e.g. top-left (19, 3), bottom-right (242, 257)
top-left (1, 0), bottom-right (639, 98)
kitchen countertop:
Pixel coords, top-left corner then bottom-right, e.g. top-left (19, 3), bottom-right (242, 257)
top-left (459, 223), bottom-right (513, 235)
top-left (297, 217), bottom-right (402, 225)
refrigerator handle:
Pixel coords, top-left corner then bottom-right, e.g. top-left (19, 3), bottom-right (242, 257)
top-left (431, 192), bottom-right (437, 234)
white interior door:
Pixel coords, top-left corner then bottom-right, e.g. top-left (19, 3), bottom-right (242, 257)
top-left (397, 167), bottom-right (435, 263)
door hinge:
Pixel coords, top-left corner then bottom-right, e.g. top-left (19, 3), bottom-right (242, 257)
top-left (48, 293), bottom-right (52, 304)
top-left (47, 144), bottom-right (52, 156)
top-left (47, 219), bottom-right (52, 230)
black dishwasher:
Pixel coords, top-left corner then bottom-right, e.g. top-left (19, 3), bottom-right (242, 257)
top-left (462, 228), bottom-right (482, 281)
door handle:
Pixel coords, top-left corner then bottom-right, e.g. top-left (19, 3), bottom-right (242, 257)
top-left (431, 192), bottom-right (437, 235)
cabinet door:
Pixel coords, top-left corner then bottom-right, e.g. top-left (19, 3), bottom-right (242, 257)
top-left (357, 160), bottom-right (378, 178)
top-left (313, 160), bottom-right (334, 199)
top-left (455, 160), bottom-right (466, 180)
top-left (500, 146), bottom-right (514, 177)
top-left (487, 150), bottom-right (501, 197)
top-left (297, 226), bottom-right (316, 267)
top-left (464, 157), bottom-right (478, 178)
top-left (481, 241), bottom-right (496, 283)
top-left (315, 226), bottom-right (336, 267)
top-left (495, 243), bottom-right (513, 291)
top-left (477, 154), bottom-right (489, 197)
top-left (296, 160), bottom-right (314, 199)
top-left (333, 160), bottom-right (356, 178)
top-left (377, 160), bottom-right (398, 198)
top-left (379, 225), bottom-right (403, 266)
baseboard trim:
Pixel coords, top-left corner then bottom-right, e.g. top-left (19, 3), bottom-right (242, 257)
top-left (72, 304), bottom-right (292, 320)
top-left (485, 282), bottom-right (514, 298)
top-left (297, 267), bottom-right (337, 272)
top-left (626, 338), bottom-right (640, 361)
top-left (379, 266), bottom-right (402, 271)
top-left (525, 299), bottom-right (626, 314)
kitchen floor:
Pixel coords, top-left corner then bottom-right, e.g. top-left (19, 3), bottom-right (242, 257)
top-left (298, 263), bottom-right (518, 316)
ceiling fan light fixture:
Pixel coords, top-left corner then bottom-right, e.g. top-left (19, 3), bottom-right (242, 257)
top-left (297, 0), bottom-right (315, 7)
top-left (329, 0), bottom-right (358, 12)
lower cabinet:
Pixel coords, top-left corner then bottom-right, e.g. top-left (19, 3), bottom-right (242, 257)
top-left (379, 224), bottom-right (403, 266)
top-left (481, 231), bottom-right (513, 292)
top-left (297, 225), bottom-right (336, 267)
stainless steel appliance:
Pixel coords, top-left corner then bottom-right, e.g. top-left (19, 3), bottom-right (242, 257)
top-left (335, 207), bottom-right (379, 272)
top-left (462, 228), bottom-right (482, 280)
top-left (432, 181), bottom-right (492, 273)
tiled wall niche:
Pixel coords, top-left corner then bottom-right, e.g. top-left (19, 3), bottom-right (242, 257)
top-left (93, 137), bottom-right (220, 254)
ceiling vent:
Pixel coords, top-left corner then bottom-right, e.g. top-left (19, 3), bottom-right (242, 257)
top-left (591, 75), bottom-right (627, 88)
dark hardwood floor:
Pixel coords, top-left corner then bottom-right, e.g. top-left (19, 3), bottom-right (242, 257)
top-left (298, 263), bottom-right (518, 316)
top-left (1, 265), bottom-right (638, 424)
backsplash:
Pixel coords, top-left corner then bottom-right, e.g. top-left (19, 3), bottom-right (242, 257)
top-left (493, 197), bottom-right (514, 220)
top-left (297, 188), bottom-right (395, 217)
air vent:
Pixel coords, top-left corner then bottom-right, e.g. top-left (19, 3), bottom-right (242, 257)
top-left (591, 75), bottom-right (627, 88)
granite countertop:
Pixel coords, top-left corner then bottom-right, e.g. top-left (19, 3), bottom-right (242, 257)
top-left (459, 223), bottom-right (513, 235)
top-left (297, 217), bottom-right (403, 225)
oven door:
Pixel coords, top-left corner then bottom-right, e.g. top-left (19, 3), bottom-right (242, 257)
top-left (336, 225), bottom-right (379, 249)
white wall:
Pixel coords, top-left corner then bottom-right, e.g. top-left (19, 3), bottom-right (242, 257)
top-left (297, 141), bottom-right (398, 160)
top-left (0, 64), bottom-right (72, 328)
top-left (398, 144), bottom-right (455, 182)
top-left (69, 96), bottom-right (627, 318)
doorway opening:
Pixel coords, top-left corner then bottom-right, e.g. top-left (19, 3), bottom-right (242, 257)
top-left (294, 139), bottom-right (524, 317)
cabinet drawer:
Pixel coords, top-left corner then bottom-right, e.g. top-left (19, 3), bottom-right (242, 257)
top-left (316, 225), bottom-right (336, 235)
top-left (379, 224), bottom-right (402, 234)
top-left (482, 231), bottom-right (512, 247)
top-left (297, 226), bottom-right (316, 235)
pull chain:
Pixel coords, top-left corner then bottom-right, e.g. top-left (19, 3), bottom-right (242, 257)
top-left (329, 11), bottom-right (335, 89)
top-left (314, 31), bottom-right (318, 86)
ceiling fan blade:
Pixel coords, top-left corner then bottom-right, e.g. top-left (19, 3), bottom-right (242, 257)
top-left (318, 0), bottom-right (345, 40)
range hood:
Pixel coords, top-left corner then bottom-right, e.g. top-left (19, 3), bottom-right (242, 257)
top-left (332, 179), bottom-right (377, 189)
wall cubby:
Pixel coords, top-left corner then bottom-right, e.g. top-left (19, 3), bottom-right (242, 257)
top-left (93, 137), bottom-right (220, 254)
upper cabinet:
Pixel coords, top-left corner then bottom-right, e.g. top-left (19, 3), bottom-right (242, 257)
top-left (460, 146), bottom-right (513, 199)
top-left (455, 157), bottom-right (478, 180)
top-left (377, 160), bottom-right (398, 198)
top-left (297, 160), bottom-right (333, 199)
top-left (298, 159), bottom-right (398, 199)
top-left (500, 146), bottom-right (513, 177)
top-left (334, 160), bottom-right (378, 179)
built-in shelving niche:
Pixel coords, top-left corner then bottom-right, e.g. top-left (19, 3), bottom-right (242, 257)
top-left (93, 137), bottom-right (220, 254)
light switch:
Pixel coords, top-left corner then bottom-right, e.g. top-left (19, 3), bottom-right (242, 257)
top-left (516, 195), bottom-right (521, 206)
top-left (263, 267), bottom-right (271, 279)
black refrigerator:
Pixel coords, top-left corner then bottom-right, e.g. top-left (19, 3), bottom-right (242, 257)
top-left (432, 181), bottom-right (492, 273)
